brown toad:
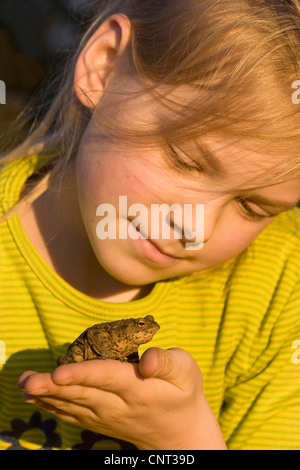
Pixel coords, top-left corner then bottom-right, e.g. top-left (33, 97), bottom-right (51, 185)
top-left (56, 315), bottom-right (160, 366)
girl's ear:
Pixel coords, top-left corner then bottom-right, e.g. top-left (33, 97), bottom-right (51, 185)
top-left (74, 14), bottom-right (132, 108)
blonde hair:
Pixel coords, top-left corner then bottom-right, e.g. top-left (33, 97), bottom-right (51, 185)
top-left (1, 0), bottom-right (300, 217)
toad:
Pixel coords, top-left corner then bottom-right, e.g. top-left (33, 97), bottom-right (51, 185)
top-left (56, 315), bottom-right (160, 366)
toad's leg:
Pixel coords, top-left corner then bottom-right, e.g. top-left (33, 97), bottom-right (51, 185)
top-left (57, 341), bottom-right (86, 365)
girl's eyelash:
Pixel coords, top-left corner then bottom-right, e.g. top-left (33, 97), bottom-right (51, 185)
top-left (167, 146), bottom-right (202, 173)
top-left (238, 198), bottom-right (275, 221)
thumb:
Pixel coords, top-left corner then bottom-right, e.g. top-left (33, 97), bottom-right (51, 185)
top-left (139, 347), bottom-right (202, 388)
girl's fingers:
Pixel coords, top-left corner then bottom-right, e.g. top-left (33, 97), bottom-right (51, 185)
top-left (18, 370), bottom-right (112, 404)
top-left (22, 390), bottom-right (129, 436)
top-left (22, 384), bottom-right (126, 416)
top-left (17, 370), bottom-right (38, 388)
top-left (51, 359), bottom-right (142, 392)
top-left (140, 347), bottom-right (203, 389)
top-left (22, 392), bottom-right (82, 427)
top-left (23, 390), bottom-right (89, 411)
top-left (18, 370), bottom-right (69, 397)
top-left (18, 359), bottom-right (143, 401)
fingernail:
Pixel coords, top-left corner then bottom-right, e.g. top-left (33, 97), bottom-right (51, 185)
top-left (17, 371), bottom-right (37, 389)
top-left (23, 392), bottom-right (38, 403)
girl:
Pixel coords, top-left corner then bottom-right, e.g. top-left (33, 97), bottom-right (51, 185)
top-left (0, 0), bottom-right (300, 450)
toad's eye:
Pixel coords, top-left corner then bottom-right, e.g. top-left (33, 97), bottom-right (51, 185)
top-left (138, 320), bottom-right (145, 327)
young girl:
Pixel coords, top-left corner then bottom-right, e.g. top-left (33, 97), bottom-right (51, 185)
top-left (0, 0), bottom-right (300, 450)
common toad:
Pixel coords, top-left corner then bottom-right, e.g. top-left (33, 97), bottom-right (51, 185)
top-left (56, 315), bottom-right (160, 365)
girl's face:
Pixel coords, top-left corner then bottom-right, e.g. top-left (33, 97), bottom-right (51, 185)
top-left (75, 85), bottom-right (300, 286)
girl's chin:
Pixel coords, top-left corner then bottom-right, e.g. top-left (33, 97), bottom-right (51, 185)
top-left (95, 251), bottom-right (174, 286)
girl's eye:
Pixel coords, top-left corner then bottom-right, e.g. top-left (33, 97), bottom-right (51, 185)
top-left (237, 198), bottom-right (275, 221)
top-left (167, 146), bottom-right (202, 174)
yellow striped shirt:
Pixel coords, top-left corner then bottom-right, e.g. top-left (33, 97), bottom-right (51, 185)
top-left (0, 155), bottom-right (299, 450)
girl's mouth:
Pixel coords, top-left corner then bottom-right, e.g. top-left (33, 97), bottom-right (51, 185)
top-left (128, 220), bottom-right (183, 266)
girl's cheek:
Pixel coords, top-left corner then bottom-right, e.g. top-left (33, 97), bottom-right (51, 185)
top-left (208, 209), bottom-right (271, 257)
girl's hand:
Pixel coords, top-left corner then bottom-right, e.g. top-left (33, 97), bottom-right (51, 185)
top-left (17, 348), bottom-right (227, 450)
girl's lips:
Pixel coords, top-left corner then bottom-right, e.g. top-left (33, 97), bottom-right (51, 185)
top-left (128, 221), bottom-right (182, 266)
